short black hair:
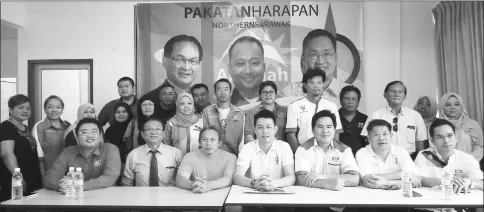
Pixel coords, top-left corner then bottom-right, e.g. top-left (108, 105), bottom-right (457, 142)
top-left (164, 34), bottom-right (203, 61)
top-left (159, 83), bottom-right (176, 97)
top-left (258, 81), bottom-right (278, 95)
top-left (142, 117), bottom-right (165, 130)
top-left (311, 110), bottom-right (337, 129)
top-left (190, 83), bottom-right (209, 94)
top-left (302, 29), bottom-right (337, 54)
top-left (302, 68), bottom-right (326, 93)
top-left (253, 109), bottom-right (276, 126)
top-left (75, 118), bottom-right (101, 135)
top-left (384, 81), bottom-right (407, 95)
top-left (198, 125), bottom-right (221, 143)
top-left (43, 95), bottom-right (64, 109)
top-left (340, 85), bottom-right (362, 103)
top-left (229, 36), bottom-right (264, 60)
top-left (117, 77), bottom-right (135, 87)
top-left (429, 119), bottom-right (456, 138)
top-left (8, 94), bottom-right (30, 109)
top-left (214, 78), bottom-right (232, 91)
top-left (366, 119), bottom-right (392, 133)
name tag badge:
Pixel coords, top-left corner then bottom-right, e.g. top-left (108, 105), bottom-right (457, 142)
top-left (94, 160), bottom-right (101, 167)
top-left (358, 122), bottom-right (364, 128)
top-left (277, 112), bottom-right (287, 117)
top-left (407, 125), bottom-right (415, 130)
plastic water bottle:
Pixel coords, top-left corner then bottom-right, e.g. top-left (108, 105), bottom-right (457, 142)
top-left (402, 171), bottom-right (413, 197)
top-left (73, 167), bottom-right (84, 200)
top-left (66, 167), bottom-right (75, 199)
top-left (441, 169), bottom-right (453, 200)
top-left (11, 168), bottom-right (23, 200)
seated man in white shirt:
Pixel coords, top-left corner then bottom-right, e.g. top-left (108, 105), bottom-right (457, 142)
top-left (295, 110), bottom-right (359, 212)
top-left (356, 119), bottom-right (421, 189)
top-left (234, 109), bottom-right (295, 212)
top-left (121, 118), bottom-right (182, 187)
top-left (414, 119), bottom-right (483, 191)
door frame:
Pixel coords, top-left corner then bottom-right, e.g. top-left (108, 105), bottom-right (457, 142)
top-left (27, 59), bottom-right (93, 128)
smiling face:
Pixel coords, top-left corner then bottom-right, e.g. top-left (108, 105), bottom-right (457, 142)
top-left (260, 85), bottom-right (276, 105)
top-left (141, 120), bottom-right (164, 146)
top-left (443, 96), bottom-right (463, 119)
top-left (304, 75), bottom-right (324, 97)
top-left (83, 107), bottom-right (96, 119)
top-left (384, 83), bottom-right (406, 106)
top-left (302, 36), bottom-right (337, 78)
top-left (76, 123), bottom-right (101, 148)
top-left (199, 129), bottom-right (220, 155)
top-left (313, 116), bottom-right (335, 144)
top-left (141, 100), bottom-right (155, 116)
top-left (229, 41), bottom-right (265, 91)
top-left (179, 96), bottom-right (194, 115)
top-left (215, 81), bottom-right (232, 103)
top-left (117, 80), bottom-right (134, 98)
top-left (45, 98), bottom-right (63, 120)
top-left (368, 126), bottom-right (392, 153)
top-left (163, 41), bottom-right (201, 89)
top-left (416, 97), bottom-right (431, 118)
top-left (254, 117), bottom-right (277, 143)
top-left (114, 106), bottom-right (129, 123)
top-left (9, 102), bottom-right (31, 122)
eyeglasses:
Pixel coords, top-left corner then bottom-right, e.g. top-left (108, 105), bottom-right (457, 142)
top-left (306, 51), bottom-right (335, 61)
top-left (261, 90), bottom-right (276, 96)
top-left (392, 117), bottom-right (398, 132)
top-left (78, 130), bottom-right (99, 136)
top-left (143, 128), bottom-right (163, 134)
top-left (141, 103), bottom-right (154, 108)
top-left (160, 92), bottom-right (176, 97)
top-left (167, 56), bottom-right (200, 66)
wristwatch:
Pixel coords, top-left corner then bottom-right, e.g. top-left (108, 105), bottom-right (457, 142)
top-left (250, 179), bottom-right (257, 188)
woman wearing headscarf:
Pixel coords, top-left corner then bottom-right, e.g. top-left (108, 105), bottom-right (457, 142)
top-left (105, 102), bottom-right (135, 163)
top-left (132, 99), bottom-right (155, 149)
top-left (164, 93), bottom-right (203, 156)
top-left (64, 103), bottom-right (97, 148)
top-left (414, 95), bottom-right (438, 130)
top-left (439, 93), bottom-right (483, 161)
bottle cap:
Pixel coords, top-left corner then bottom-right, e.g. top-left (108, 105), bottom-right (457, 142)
top-left (69, 167), bottom-right (74, 171)
top-left (75, 167), bottom-right (82, 172)
top-left (14, 168), bottom-right (20, 172)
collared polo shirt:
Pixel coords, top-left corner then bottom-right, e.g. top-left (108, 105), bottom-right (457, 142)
top-left (98, 96), bottom-right (138, 127)
top-left (124, 143), bottom-right (182, 187)
top-left (338, 109), bottom-right (368, 155)
top-left (237, 139), bottom-right (294, 179)
top-left (43, 143), bottom-right (121, 191)
top-left (178, 150), bottom-right (236, 181)
top-left (286, 97), bottom-right (342, 144)
top-left (32, 118), bottom-right (70, 171)
top-left (361, 106), bottom-right (427, 153)
top-left (244, 103), bottom-right (287, 142)
top-left (202, 103), bottom-right (245, 155)
top-left (356, 144), bottom-right (416, 177)
top-left (414, 148), bottom-right (483, 180)
top-left (295, 138), bottom-right (359, 174)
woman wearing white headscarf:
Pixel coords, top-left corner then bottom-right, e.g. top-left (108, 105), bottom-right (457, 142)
top-left (439, 93), bottom-right (483, 161)
top-left (414, 96), bottom-right (438, 130)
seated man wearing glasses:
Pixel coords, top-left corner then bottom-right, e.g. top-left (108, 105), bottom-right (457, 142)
top-left (356, 119), bottom-right (421, 189)
top-left (414, 119), bottom-right (483, 191)
top-left (361, 81), bottom-right (427, 159)
top-left (122, 118), bottom-right (182, 187)
top-left (244, 81), bottom-right (288, 143)
top-left (44, 118), bottom-right (121, 192)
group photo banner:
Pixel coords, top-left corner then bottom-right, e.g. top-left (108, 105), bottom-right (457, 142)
top-left (136, 2), bottom-right (365, 111)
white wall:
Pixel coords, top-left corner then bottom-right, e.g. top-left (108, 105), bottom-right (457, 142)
top-left (17, 2), bottom-right (135, 112)
top-left (1, 2), bottom-right (26, 27)
top-left (363, 1), bottom-right (438, 115)
top-left (12, 1), bottom-right (437, 116)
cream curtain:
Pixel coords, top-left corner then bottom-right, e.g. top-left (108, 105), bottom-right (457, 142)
top-left (433, 1), bottom-right (484, 128)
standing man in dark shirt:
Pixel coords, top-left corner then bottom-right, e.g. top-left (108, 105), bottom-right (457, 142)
top-left (338, 85), bottom-right (368, 155)
top-left (98, 77), bottom-right (138, 127)
top-left (156, 84), bottom-right (177, 127)
top-left (190, 83), bottom-right (211, 116)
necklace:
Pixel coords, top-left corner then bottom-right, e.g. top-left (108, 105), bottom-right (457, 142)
top-left (8, 118), bottom-right (25, 131)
